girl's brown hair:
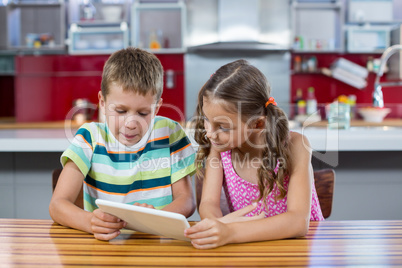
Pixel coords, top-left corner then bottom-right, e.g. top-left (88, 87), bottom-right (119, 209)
top-left (194, 59), bottom-right (291, 202)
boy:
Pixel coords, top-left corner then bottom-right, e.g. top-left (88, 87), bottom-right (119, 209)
top-left (49, 47), bottom-right (196, 241)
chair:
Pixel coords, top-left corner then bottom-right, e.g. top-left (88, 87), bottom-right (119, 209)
top-left (313, 168), bottom-right (335, 219)
top-left (52, 168), bottom-right (84, 209)
top-left (195, 168), bottom-right (335, 219)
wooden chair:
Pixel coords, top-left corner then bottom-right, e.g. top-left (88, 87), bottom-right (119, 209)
top-left (313, 168), bottom-right (335, 219)
top-left (195, 168), bottom-right (335, 219)
top-left (52, 168), bottom-right (84, 209)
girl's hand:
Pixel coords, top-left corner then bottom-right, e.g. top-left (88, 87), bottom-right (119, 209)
top-left (184, 218), bottom-right (232, 249)
top-left (184, 204), bottom-right (265, 249)
top-left (90, 209), bottom-right (127, 241)
top-left (218, 203), bottom-right (265, 224)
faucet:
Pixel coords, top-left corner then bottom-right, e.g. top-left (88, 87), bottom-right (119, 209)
top-left (373, 44), bottom-right (402, 108)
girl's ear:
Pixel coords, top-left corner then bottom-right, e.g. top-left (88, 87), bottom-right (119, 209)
top-left (254, 116), bottom-right (266, 130)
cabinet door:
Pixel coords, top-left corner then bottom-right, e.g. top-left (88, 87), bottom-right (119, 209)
top-left (156, 54), bottom-right (185, 123)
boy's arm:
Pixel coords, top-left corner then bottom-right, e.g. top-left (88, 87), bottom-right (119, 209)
top-left (161, 175), bottom-right (195, 217)
top-left (198, 148), bottom-right (225, 219)
top-left (49, 160), bottom-right (126, 240)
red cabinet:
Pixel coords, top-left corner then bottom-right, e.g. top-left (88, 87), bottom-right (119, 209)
top-left (14, 54), bottom-right (185, 122)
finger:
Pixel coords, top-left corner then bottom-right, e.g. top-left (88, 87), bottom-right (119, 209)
top-left (133, 202), bottom-right (153, 208)
top-left (191, 240), bottom-right (218, 250)
top-left (94, 209), bottom-right (123, 223)
top-left (91, 225), bottom-right (121, 235)
top-left (184, 219), bottom-right (214, 236)
top-left (93, 230), bottom-right (121, 241)
top-left (230, 203), bottom-right (258, 217)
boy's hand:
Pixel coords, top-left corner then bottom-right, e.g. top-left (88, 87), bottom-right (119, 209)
top-left (90, 209), bottom-right (127, 241)
top-left (184, 218), bottom-right (232, 249)
top-left (218, 203), bottom-right (265, 224)
top-left (133, 202), bottom-right (155, 209)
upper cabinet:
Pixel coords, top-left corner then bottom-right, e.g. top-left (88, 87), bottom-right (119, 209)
top-left (291, 0), bottom-right (344, 53)
top-left (0, 0), bottom-right (66, 53)
top-left (345, 0), bottom-right (399, 53)
top-left (130, 0), bottom-right (186, 53)
top-left (68, 0), bottom-right (131, 26)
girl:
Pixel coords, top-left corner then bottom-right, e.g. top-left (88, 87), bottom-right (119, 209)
top-left (184, 59), bottom-right (323, 249)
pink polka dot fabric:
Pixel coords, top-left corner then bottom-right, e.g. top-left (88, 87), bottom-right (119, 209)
top-left (221, 150), bottom-right (324, 221)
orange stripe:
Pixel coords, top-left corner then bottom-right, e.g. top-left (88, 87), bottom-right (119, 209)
top-left (170, 143), bottom-right (191, 156)
top-left (84, 180), bottom-right (171, 196)
top-left (77, 134), bottom-right (93, 150)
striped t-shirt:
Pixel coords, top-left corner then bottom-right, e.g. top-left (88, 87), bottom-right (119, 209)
top-left (61, 116), bottom-right (196, 212)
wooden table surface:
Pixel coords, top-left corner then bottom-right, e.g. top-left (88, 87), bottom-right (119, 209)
top-left (1, 219), bottom-right (402, 267)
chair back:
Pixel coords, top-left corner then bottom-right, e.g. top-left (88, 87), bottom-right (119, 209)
top-left (313, 169), bottom-right (335, 219)
top-left (52, 168), bottom-right (84, 209)
top-left (195, 168), bottom-right (335, 219)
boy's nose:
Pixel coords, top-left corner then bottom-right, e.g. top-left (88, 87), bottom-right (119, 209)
top-left (125, 116), bottom-right (138, 129)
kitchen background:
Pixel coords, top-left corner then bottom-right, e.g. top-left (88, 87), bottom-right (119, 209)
top-left (0, 0), bottom-right (401, 221)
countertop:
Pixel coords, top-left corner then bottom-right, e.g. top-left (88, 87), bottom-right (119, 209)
top-left (0, 120), bottom-right (401, 152)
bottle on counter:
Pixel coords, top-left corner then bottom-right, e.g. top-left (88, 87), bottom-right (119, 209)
top-left (306, 87), bottom-right (317, 115)
top-left (294, 88), bottom-right (304, 115)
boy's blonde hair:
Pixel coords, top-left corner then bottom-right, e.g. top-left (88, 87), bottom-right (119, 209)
top-left (101, 47), bottom-right (164, 100)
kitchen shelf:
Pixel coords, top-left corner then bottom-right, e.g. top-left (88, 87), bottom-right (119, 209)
top-left (131, 0), bottom-right (186, 52)
top-left (291, 0), bottom-right (344, 52)
top-left (68, 22), bottom-right (129, 55)
top-left (1, 1), bottom-right (66, 52)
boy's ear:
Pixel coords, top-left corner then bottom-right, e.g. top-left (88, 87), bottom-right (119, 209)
top-left (98, 91), bottom-right (105, 112)
top-left (154, 98), bottom-right (163, 115)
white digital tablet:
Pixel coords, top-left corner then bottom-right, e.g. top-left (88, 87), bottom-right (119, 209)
top-left (95, 199), bottom-right (191, 241)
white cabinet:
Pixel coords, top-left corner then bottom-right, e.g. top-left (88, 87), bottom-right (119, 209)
top-left (291, 0), bottom-right (344, 52)
top-left (131, 0), bottom-right (186, 53)
top-left (68, 22), bottom-right (129, 54)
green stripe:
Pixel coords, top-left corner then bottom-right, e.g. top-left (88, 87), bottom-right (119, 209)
top-left (62, 150), bottom-right (91, 176)
top-left (128, 195), bottom-right (172, 209)
top-left (139, 168), bottom-right (171, 181)
top-left (171, 162), bottom-right (196, 184)
top-left (169, 128), bottom-right (187, 144)
top-left (172, 153), bottom-right (195, 174)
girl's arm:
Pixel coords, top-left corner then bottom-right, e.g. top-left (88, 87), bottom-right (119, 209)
top-left (185, 132), bottom-right (313, 249)
top-left (161, 175), bottom-right (196, 218)
top-left (198, 148), bottom-right (225, 219)
top-left (49, 160), bottom-right (126, 240)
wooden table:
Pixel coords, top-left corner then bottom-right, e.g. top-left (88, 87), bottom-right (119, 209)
top-left (1, 219), bottom-right (402, 267)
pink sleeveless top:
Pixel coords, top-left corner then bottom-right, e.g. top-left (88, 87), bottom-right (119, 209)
top-left (221, 150), bottom-right (324, 221)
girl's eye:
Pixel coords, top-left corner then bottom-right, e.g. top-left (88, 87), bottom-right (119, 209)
top-left (138, 112), bottom-right (149, 117)
top-left (219, 125), bottom-right (230, 131)
top-left (116, 110), bottom-right (126, 114)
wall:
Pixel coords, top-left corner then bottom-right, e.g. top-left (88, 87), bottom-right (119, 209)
top-left (185, 51), bottom-right (291, 120)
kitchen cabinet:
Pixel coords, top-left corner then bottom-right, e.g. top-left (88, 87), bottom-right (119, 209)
top-left (131, 0), bottom-right (186, 53)
top-left (291, 0), bottom-right (344, 52)
top-left (0, 1), bottom-right (66, 53)
top-left (68, 22), bottom-right (129, 55)
top-left (13, 54), bottom-right (185, 122)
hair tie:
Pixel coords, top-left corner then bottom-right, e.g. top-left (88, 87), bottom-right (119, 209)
top-left (265, 97), bottom-right (277, 108)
